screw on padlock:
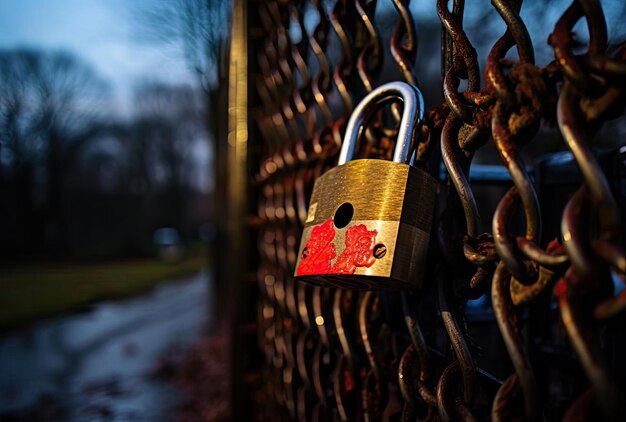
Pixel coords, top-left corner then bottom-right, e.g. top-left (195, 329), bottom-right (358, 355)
top-left (294, 81), bottom-right (437, 291)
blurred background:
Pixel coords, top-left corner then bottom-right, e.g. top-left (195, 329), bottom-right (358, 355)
top-left (0, 0), bottom-right (624, 421)
top-left (0, 0), bottom-right (230, 420)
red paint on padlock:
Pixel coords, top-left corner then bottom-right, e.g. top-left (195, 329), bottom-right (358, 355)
top-left (332, 224), bottom-right (378, 274)
top-left (296, 218), bottom-right (337, 276)
top-left (296, 218), bottom-right (378, 276)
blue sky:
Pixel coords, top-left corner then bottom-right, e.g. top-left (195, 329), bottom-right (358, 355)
top-left (0, 0), bottom-right (196, 117)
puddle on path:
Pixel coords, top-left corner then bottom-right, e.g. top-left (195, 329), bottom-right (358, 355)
top-left (0, 271), bottom-right (213, 421)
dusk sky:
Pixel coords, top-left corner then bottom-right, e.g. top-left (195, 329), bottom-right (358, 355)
top-left (0, 0), bottom-right (196, 117)
top-left (1, 0), bottom-right (624, 118)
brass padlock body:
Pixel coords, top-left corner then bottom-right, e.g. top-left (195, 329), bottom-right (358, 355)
top-left (294, 159), bottom-right (436, 290)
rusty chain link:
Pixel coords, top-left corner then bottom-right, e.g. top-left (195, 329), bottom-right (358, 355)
top-left (249, 0), bottom-right (626, 419)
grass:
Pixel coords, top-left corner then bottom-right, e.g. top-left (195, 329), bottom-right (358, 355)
top-left (0, 253), bottom-right (207, 329)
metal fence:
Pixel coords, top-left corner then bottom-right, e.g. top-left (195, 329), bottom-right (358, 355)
top-left (236, 0), bottom-right (626, 419)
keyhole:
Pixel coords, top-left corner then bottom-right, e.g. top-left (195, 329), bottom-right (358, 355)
top-left (333, 202), bottom-right (353, 229)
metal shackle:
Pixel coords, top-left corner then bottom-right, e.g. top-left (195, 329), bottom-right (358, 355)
top-left (338, 81), bottom-right (424, 165)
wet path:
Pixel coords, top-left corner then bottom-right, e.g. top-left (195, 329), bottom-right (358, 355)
top-left (0, 271), bottom-right (212, 421)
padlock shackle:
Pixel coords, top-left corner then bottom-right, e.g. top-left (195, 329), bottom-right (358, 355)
top-left (339, 82), bottom-right (424, 165)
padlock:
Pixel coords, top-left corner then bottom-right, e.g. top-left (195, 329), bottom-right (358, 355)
top-left (294, 82), bottom-right (437, 290)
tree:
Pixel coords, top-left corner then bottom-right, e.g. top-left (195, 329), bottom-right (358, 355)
top-left (134, 0), bottom-right (230, 138)
top-left (124, 83), bottom-right (207, 228)
top-left (0, 48), bottom-right (108, 252)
